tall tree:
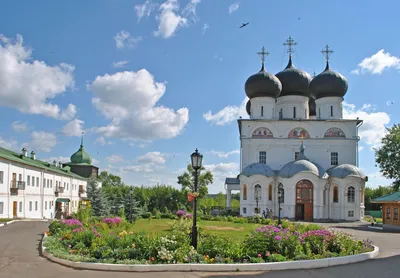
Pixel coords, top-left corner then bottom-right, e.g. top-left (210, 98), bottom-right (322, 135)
top-left (98, 171), bottom-right (125, 187)
top-left (375, 124), bottom-right (400, 191)
top-left (177, 164), bottom-right (213, 198)
top-left (86, 178), bottom-right (109, 216)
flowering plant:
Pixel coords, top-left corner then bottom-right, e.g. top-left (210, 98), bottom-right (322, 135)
top-left (62, 219), bottom-right (83, 227)
top-left (102, 217), bottom-right (123, 226)
top-left (175, 210), bottom-right (186, 217)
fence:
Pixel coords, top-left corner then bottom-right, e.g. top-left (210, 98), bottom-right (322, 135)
top-left (365, 210), bottom-right (382, 218)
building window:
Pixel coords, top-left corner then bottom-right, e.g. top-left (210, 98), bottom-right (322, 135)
top-left (259, 151), bottom-right (267, 164)
top-left (394, 208), bottom-right (399, 220)
top-left (243, 207), bottom-right (247, 214)
top-left (36, 177), bottom-right (39, 187)
top-left (27, 175), bottom-right (30, 186)
top-left (330, 106), bottom-right (333, 117)
top-left (278, 186), bottom-right (284, 203)
top-left (19, 202), bottom-right (22, 212)
top-left (386, 207), bottom-right (391, 219)
top-left (261, 106), bottom-right (264, 117)
top-left (32, 176), bottom-right (35, 186)
top-left (243, 184), bottom-right (247, 200)
top-left (45, 201), bottom-right (47, 210)
top-left (333, 186), bottom-right (339, 203)
top-left (19, 174), bottom-right (22, 181)
top-left (35, 201), bottom-right (38, 211)
top-left (347, 186), bottom-right (355, 203)
top-left (50, 180), bottom-right (52, 188)
top-left (43, 178), bottom-right (46, 188)
top-left (318, 107), bottom-right (321, 118)
top-left (348, 210), bottom-right (354, 217)
top-left (0, 202), bottom-right (3, 214)
top-left (47, 179), bottom-right (49, 188)
top-left (295, 152), bottom-right (300, 160)
top-left (268, 184), bottom-right (272, 201)
top-left (331, 152), bottom-right (338, 166)
top-left (29, 201), bottom-right (32, 211)
top-left (279, 109), bottom-right (283, 119)
top-left (254, 184), bottom-right (261, 201)
top-left (293, 107), bottom-right (296, 118)
top-left (0, 171), bottom-right (3, 184)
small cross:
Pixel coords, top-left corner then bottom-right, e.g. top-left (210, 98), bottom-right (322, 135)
top-left (257, 46), bottom-right (269, 69)
top-left (313, 71), bottom-right (316, 78)
top-left (321, 44), bottom-right (334, 63)
top-left (299, 134), bottom-right (305, 144)
top-left (283, 36), bottom-right (297, 56)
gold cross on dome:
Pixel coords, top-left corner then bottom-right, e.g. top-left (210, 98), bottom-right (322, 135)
top-left (283, 36), bottom-right (297, 56)
top-left (321, 44), bottom-right (334, 63)
top-left (257, 46), bottom-right (269, 69)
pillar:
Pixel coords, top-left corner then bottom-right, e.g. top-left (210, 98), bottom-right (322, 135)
top-left (226, 189), bottom-right (232, 209)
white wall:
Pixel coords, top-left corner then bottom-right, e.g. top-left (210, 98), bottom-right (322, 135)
top-left (276, 95), bottom-right (309, 120)
top-left (250, 97), bottom-right (276, 119)
top-left (316, 97), bottom-right (343, 120)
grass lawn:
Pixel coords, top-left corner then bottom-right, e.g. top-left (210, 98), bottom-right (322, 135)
top-left (0, 218), bottom-right (15, 223)
top-left (132, 219), bottom-right (259, 240)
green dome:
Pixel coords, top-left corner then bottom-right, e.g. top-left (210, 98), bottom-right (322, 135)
top-left (70, 137), bottom-right (92, 164)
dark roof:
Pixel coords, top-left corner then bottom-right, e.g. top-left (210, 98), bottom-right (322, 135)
top-left (276, 57), bottom-right (312, 98)
top-left (245, 67), bottom-right (282, 99)
top-left (246, 99), bottom-right (251, 116)
top-left (310, 62), bottom-right (348, 100)
top-left (372, 191), bottom-right (400, 203)
top-left (0, 147), bottom-right (87, 180)
top-left (225, 178), bottom-right (240, 184)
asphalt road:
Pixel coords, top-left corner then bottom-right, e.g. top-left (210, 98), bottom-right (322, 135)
top-left (0, 221), bottom-right (399, 278)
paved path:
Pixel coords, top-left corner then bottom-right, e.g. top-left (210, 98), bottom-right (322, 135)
top-left (0, 221), bottom-right (399, 278)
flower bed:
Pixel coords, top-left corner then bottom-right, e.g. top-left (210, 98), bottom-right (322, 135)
top-left (43, 217), bottom-right (374, 265)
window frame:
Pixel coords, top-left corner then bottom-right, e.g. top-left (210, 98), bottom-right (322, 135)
top-left (331, 152), bottom-right (339, 166)
top-left (259, 151), bottom-right (267, 164)
top-left (386, 207), bottom-right (391, 219)
top-left (394, 208), bottom-right (399, 221)
top-left (333, 186), bottom-right (339, 203)
top-left (261, 106), bottom-right (264, 117)
top-left (293, 107), bottom-right (296, 118)
top-left (268, 184), bottom-right (272, 201)
top-left (27, 175), bottom-right (30, 186)
top-left (243, 184), bottom-right (247, 200)
top-left (347, 186), bottom-right (355, 203)
top-left (0, 171), bottom-right (3, 184)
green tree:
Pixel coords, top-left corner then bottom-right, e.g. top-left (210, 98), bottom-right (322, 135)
top-left (98, 171), bottom-right (125, 187)
top-left (375, 124), bottom-right (400, 191)
top-left (124, 188), bottom-right (142, 222)
top-left (365, 185), bottom-right (393, 210)
top-left (86, 178), bottom-right (109, 216)
top-left (177, 164), bottom-right (213, 198)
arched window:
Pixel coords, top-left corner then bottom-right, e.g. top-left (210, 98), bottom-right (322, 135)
top-left (333, 186), bottom-right (339, 203)
top-left (243, 184), bottom-right (247, 200)
top-left (268, 184), bottom-right (272, 201)
top-left (347, 186), bottom-right (355, 203)
top-left (254, 184), bottom-right (261, 201)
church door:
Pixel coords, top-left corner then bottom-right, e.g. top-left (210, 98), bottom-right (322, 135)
top-left (295, 180), bottom-right (313, 221)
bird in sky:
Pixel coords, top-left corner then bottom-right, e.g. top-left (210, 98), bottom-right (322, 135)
top-left (239, 22), bottom-right (249, 28)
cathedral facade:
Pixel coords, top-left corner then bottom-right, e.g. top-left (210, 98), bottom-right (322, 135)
top-left (225, 38), bottom-right (366, 222)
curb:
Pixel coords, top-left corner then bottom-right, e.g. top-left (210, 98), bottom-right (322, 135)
top-left (0, 219), bottom-right (49, 228)
top-left (41, 234), bottom-right (379, 272)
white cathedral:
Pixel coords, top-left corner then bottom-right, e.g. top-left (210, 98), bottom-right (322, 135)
top-left (225, 38), bottom-right (366, 222)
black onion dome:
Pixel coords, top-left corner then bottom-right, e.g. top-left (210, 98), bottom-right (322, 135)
top-left (309, 97), bottom-right (316, 116)
top-left (310, 63), bottom-right (348, 100)
top-left (245, 66), bottom-right (282, 99)
top-left (275, 57), bottom-right (312, 98)
top-left (246, 99), bottom-right (251, 116)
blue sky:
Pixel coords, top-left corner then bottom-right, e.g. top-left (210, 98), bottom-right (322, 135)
top-left (0, 0), bottom-right (398, 193)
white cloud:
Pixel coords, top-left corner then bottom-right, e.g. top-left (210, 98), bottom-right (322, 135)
top-left (114, 31), bottom-right (142, 49)
top-left (137, 151), bottom-right (166, 164)
top-left (94, 136), bottom-right (113, 145)
top-left (0, 136), bottom-right (18, 150)
top-left (42, 156), bottom-right (70, 164)
top-left (28, 131), bottom-right (57, 153)
top-left (121, 164), bottom-right (155, 173)
top-left (11, 121), bottom-right (28, 132)
top-left (182, 0), bottom-right (201, 21)
top-left (204, 162), bottom-right (240, 192)
top-left (106, 154), bottom-right (125, 164)
top-left (202, 23), bottom-right (209, 34)
top-left (213, 53), bottom-right (223, 62)
top-left (228, 3), bottom-right (239, 14)
top-left (207, 149), bottom-right (240, 158)
top-left (358, 146), bottom-right (364, 152)
top-left (59, 104), bottom-right (77, 121)
top-left (112, 60), bottom-right (129, 68)
top-left (154, 0), bottom-right (188, 39)
top-left (135, 0), bottom-right (156, 21)
top-left (0, 34), bottom-right (75, 119)
top-left (343, 102), bottom-right (391, 147)
top-left (203, 98), bottom-right (248, 125)
top-left (88, 69), bottom-right (189, 141)
top-left (351, 49), bottom-right (400, 75)
top-left (61, 119), bottom-right (84, 137)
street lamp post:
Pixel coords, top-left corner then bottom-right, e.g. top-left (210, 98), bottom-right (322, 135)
top-left (278, 184), bottom-right (283, 225)
top-left (190, 148), bottom-right (203, 249)
top-left (255, 190), bottom-right (260, 214)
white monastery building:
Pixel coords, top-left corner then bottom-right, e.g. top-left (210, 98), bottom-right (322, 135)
top-left (225, 37), bottom-right (366, 222)
top-left (0, 138), bottom-right (99, 219)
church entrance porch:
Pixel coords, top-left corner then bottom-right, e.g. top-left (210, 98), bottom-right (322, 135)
top-left (295, 180), bottom-right (313, 221)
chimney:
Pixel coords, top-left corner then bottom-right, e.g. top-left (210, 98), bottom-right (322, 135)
top-left (30, 151), bottom-right (36, 160)
top-left (53, 160), bottom-right (57, 167)
top-left (21, 148), bottom-right (28, 157)
top-left (58, 161), bottom-right (62, 168)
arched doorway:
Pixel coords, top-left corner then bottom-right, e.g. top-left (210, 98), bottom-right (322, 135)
top-left (295, 180), bottom-right (313, 221)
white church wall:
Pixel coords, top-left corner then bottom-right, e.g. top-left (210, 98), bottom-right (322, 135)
top-left (276, 95), bottom-right (309, 120)
top-left (316, 97), bottom-right (343, 120)
top-left (250, 97), bottom-right (276, 119)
